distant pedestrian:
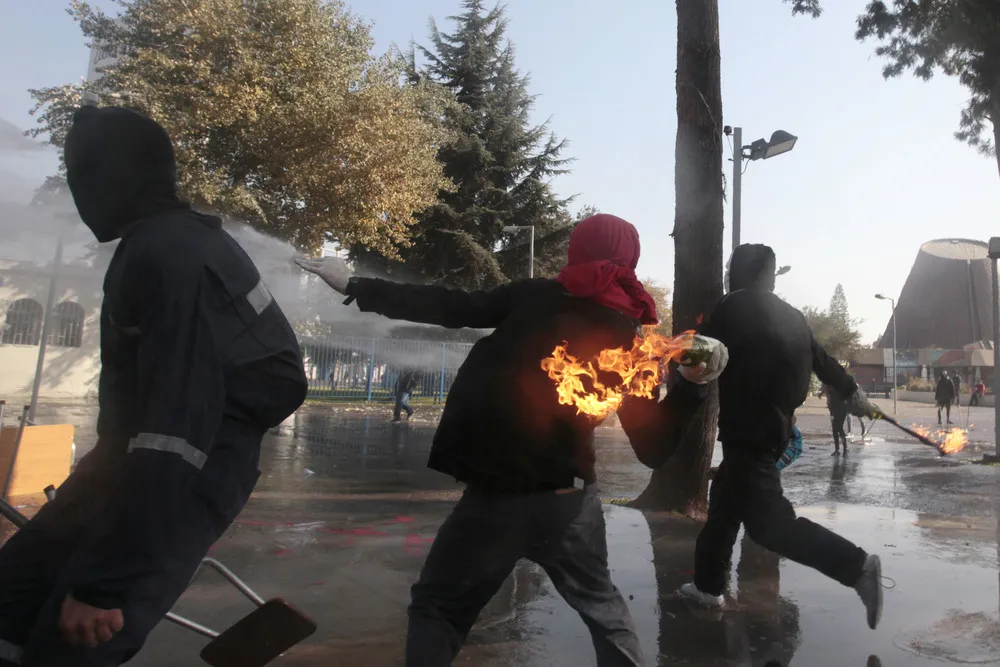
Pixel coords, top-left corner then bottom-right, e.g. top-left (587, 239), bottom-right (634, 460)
top-left (951, 374), bottom-right (961, 406)
top-left (936, 373), bottom-right (955, 425)
top-left (971, 381), bottom-right (986, 407)
top-left (824, 384), bottom-right (851, 456)
top-left (394, 370), bottom-right (420, 422)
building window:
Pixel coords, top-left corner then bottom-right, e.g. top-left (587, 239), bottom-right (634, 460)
top-left (2, 299), bottom-right (43, 346)
top-left (49, 301), bottom-right (85, 348)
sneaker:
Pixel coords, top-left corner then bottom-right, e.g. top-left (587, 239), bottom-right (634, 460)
top-left (853, 554), bottom-right (883, 630)
top-left (831, 450), bottom-right (840, 456)
top-left (678, 582), bottom-right (724, 609)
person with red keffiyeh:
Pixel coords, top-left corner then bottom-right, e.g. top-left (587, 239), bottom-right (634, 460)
top-left (298, 213), bottom-right (727, 667)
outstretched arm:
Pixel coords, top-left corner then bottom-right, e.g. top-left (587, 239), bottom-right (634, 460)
top-left (618, 375), bottom-right (709, 469)
top-left (297, 256), bottom-right (543, 329)
top-left (811, 332), bottom-right (857, 399)
top-left (345, 276), bottom-right (536, 329)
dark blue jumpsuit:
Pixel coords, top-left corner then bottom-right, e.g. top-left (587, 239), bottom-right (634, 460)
top-left (0, 210), bottom-right (307, 666)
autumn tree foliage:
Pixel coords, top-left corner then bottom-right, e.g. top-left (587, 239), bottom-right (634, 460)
top-left (27, 0), bottom-right (450, 254)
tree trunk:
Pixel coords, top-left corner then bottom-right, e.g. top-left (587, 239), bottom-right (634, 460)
top-left (631, 0), bottom-right (724, 515)
top-left (992, 114), bottom-right (1000, 181)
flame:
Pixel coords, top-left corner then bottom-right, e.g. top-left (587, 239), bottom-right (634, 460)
top-left (911, 425), bottom-right (969, 455)
top-left (540, 329), bottom-right (699, 419)
top-left (940, 428), bottom-right (969, 455)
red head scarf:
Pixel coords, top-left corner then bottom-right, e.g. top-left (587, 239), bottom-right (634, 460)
top-left (555, 214), bottom-right (658, 325)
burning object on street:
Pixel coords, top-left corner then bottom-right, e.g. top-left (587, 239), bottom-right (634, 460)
top-left (911, 425), bottom-right (969, 455)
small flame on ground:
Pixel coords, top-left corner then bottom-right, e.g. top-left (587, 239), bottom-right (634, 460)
top-left (540, 328), bottom-right (698, 420)
top-left (912, 425), bottom-right (969, 455)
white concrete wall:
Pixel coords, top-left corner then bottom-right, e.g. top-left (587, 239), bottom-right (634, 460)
top-left (896, 389), bottom-right (995, 407)
top-left (0, 260), bottom-right (102, 401)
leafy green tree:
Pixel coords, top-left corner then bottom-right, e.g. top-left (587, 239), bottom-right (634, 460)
top-left (355, 0), bottom-right (573, 288)
top-left (27, 0), bottom-right (449, 254)
top-left (802, 285), bottom-right (863, 362)
top-left (855, 1), bottom-right (1000, 178)
top-left (643, 279), bottom-right (673, 338)
top-left (784, 0), bottom-right (822, 17)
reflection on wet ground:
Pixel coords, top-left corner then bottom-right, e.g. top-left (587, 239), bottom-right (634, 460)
top-left (5, 404), bottom-right (1000, 666)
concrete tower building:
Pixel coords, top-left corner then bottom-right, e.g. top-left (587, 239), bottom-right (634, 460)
top-left (878, 239), bottom-right (994, 350)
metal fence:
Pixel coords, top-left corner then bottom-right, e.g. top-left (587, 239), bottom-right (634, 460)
top-left (300, 336), bottom-right (475, 402)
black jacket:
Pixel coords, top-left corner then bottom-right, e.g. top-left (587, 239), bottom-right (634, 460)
top-left (346, 277), bottom-right (705, 491)
top-left (62, 107), bottom-right (308, 609)
top-left (935, 377), bottom-right (956, 404)
top-left (701, 289), bottom-right (857, 457)
top-left (396, 370), bottom-right (420, 394)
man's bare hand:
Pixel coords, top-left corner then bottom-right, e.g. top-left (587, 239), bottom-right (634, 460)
top-left (59, 595), bottom-right (124, 647)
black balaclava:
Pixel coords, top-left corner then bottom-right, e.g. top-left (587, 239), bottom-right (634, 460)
top-left (64, 106), bottom-right (186, 242)
top-left (727, 243), bottom-right (777, 293)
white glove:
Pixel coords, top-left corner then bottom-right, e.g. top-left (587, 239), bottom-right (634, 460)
top-left (848, 386), bottom-right (881, 419)
top-left (678, 337), bottom-right (729, 385)
top-left (295, 256), bottom-right (352, 294)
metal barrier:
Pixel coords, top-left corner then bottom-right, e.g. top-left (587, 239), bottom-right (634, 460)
top-left (300, 336), bottom-right (474, 402)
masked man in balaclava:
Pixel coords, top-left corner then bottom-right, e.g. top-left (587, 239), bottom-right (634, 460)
top-left (0, 106), bottom-right (307, 666)
top-left (298, 214), bottom-right (729, 667)
top-left (675, 244), bottom-right (884, 631)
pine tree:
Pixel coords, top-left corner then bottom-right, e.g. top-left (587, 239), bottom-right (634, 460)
top-left (829, 283), bottom-right (850, 328)
top-left (354, 0), bottom-right (573, 288)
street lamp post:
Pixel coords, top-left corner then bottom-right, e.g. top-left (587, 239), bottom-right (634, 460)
top-left (726, 126), bottom-right (798, 249)
top-left (502, 225), bottom-right (535, 278)
top-left (875, 293), bottom-right (898, 415)
top-left (28, 235), bottom-right (65, 423)
top-left (987, 238), bottom-right (1000, 458)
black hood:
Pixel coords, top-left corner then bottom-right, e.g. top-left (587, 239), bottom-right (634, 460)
top-left (728, 243), bottom-right (777, 292)
top-left (64, 106), bottom-right (186, 242)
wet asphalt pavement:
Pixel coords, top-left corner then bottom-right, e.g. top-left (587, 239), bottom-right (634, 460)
top-left (4, 397), bottom-right (1000, 666)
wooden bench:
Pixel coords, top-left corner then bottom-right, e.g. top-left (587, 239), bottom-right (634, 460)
top-left (0, 424), bottom-right (74, 504)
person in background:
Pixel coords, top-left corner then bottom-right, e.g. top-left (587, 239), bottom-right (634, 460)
top-left (936, 372), bottom-right (955, 425)
top-left (394, 369), bottom-right (421, 422)
top-left (672, 243), bottom-right (884, 632)
top-left (299, 214), bottom-right (728, 667)
top-left (824, 383), bottom-right (851, 456)
top-left (971, 380), bottom-right (986, 407)
top-left (0, 107), bottom-right (307, 666)
top-left (951, 373), bottom-right (962, 407)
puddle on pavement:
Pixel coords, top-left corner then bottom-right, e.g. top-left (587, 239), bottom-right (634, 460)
top-left (896, 610), bottom-right (1000, 664)
top-left (17, 405), bottom-right (1000, 666)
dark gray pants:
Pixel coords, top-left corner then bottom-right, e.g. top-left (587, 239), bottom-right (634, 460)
top-left (694, 450), bottom-right (867, 597)
top-left (406, 485), bottom-right (641, 667)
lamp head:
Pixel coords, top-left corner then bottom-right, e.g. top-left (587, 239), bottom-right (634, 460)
top-left (989, 237), bottom-right (1000, 260)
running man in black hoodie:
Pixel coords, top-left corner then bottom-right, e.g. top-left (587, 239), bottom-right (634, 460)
top-left (299, 214), bottom-right (728, 667)
top-left (0, 107), bottom-right (307, 666)
top-left (671, 244), bottom-right (884, 631)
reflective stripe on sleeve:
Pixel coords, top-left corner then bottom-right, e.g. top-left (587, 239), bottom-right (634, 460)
top-left (245, 279), bottom-right (273, 315)
top-left (0, 638), bottom-right (23, 664)
top-left (127, 433), bottom-right (207, 470)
